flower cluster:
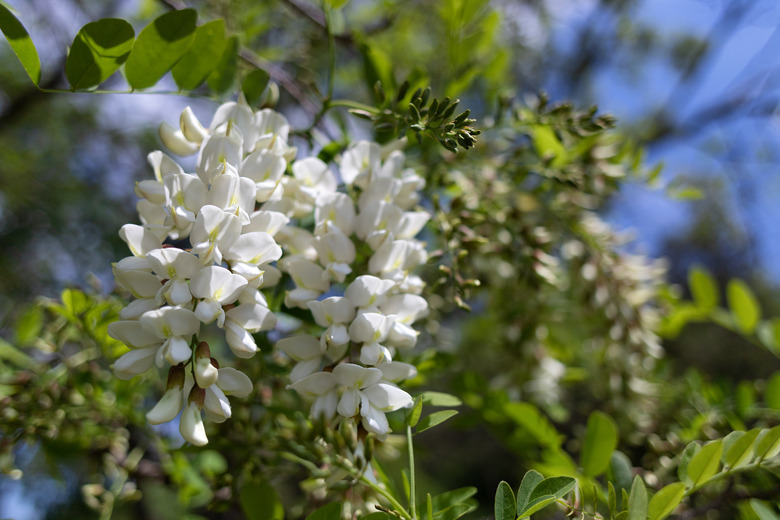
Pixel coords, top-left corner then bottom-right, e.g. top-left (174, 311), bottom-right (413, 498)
top-left (108, 101), bottom-right (293, 445)
top-left (109, 100), bottom-right (431, 446)
top-left (276, 141), bottom-right (430, 436)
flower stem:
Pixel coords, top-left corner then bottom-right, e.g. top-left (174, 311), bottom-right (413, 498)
top-left (407, 424), bottom-right (417, 519)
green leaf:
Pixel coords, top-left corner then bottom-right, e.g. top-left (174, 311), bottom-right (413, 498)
top-left (754, 426), bottom-right (780, 461)
top-left (207, 35), bottom-right (239, 93)
top-left (520, 477), bottom-right (577, 517)
top-left (689, 266), bottom-right (718, 310)
top-left (415, 410), bottom-right (458, 434)
top-left (361, 514), bottom-right (395, 520)
top-left (667, 185), bottom-right (704, 200)
top-left (750, 499), bottom-right (780, 520)
top-left (503, 402), bottom-right (563, 448)
top-left (125, 9), bottom-right (197, 89)
top-left (14, 305), bottom-right (42, 346)
top-left (65, 18), bottom-right (134, 90)
top-left (0, 338), bottom-right (35, 369)
top-left (677, 441), bottom-right (701, 486)
top-left (494, 481), bottom-right (516, 520)
top-left (431, 487), bottom-right (477, 513)
top-left (242, 67), bottom-right (270, 106)
top-left (608, 451), bottom-right (634, 495)
top-left (171, 19), bottom-right (226, 90)
top-left (407, 396), bottom-right (423, 427)
top-left (627, 476), bottom-right (648, 520)
top-left (727, 279), bottom-right (760, 334)
top-left (420, 391), bottom-right (462, 407)
top-left (516, 470), bottom-right (544, 516)
top-left (531, 125), bottom-right (566, 166)
top-left (647, 482), bottom-right (685, 520)
top-left (725, 429), bottom-right (759, 469)
top-left (239, 481), bottom-right (284, 520)
top-left (306, 503), bottom-right (342, 520)
top-left (434, 502), bottom-right (476, 520)
top-left (766, 372), bottom-right (780, 410)
top-left (687, 440), bottom-right (722, 487)
top-left (580, 411), bottom-right (618, 478)
top-left (0, 4), bottom-right (40, 85)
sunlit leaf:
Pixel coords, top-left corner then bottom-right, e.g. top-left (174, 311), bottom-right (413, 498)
top-left (125, 9), bottom-right (197, 89)
top-left (751, 499), bottom-right (780, 520)
top-left (688, 266), bottom-right (718, 310)
top-left (754, 426), bottom-right (780, 461)
top-left (678, 441), bottom-right (700, 486)
top-left (0, 4), bottom-right (40, 85)
top-left (65, 18), bottom-right (134, 90)
top-left (647, 482), bottom-right (685, 520)
top-left (724, 428), bottom-right (759, 469)
top-left (415, 410), bottom-right (458, 434)
top-left (531, 125), bottom-right (566, 166)
top-left (207, 35), bottom-right (239, 94)
top-left (504, 402), bottom-right (563, 448)
top-left (687, 440), bottom-right (722, 487)
top-left (727, 279), bottom-right (760, 334)
top-left (627, 475), bottom-right (648, 520)
top-left (580, 411), bottom-right (618, 478)
top-left (420, 391), bottom-right (462, 407)
top-left (172, 19), bottom-right (226, 90)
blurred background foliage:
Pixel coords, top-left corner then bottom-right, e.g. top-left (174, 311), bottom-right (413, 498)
top-left (2, 0), bottom-right (780, 518)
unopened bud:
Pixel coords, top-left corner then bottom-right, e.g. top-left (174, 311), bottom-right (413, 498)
top-left (166, 365), bottom-right (186, 390)
top-left (194, 343), bottom-right (218, 387)
top-left (187, 385), bottom-right (206, 408)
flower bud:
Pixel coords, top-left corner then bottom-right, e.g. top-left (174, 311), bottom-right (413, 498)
top-left (194, 342), bottom-right (219, 387)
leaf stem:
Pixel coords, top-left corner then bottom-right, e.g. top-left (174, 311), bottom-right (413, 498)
top-left (359, 473), bottom-right (414, 520)
top-left (407, 424), bottom-right (417, 519)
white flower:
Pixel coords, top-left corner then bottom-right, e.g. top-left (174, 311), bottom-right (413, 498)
top-left (180, 386), bottom-right (208, 446)
top-left (241, 149), bottom-right (287, 202)
top-left (344, 275), bottom-right (396, 309)
top-left (278, 335), bottom-right (326, 382)
top-left (224, 303), bottom-right (277, 358)
top-left (147, 248), bottom-right (203, 306)
top-left (190, 205), bottom-right (242, 265)
top-left (340, 141), bottom-right (380, 187)
top-left (196, 132), bottom-right (243, 185)
top-left (190, 266), bottom-right (248, 326)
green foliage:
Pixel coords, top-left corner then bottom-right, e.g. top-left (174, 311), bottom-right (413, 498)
top-left (580, 411), bottom-right (619, 478)
top-left (0, 3), bottom-right (40, 84)
top-left (240, 481), bottom-right (285, 520)
top-left (125, 9), bottom-right (197, 89)
top-left (65, 19), bottom-right (135, 90)
top-left (171, 19), bottom-right (227, 90)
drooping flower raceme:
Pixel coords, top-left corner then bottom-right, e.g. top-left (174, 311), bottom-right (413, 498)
top-left (110, 100), bottom-right (289, 446)
top-left (277, 141), bottom-right (430, 437)
top-left (111, 101), bottom-right (430, 453)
